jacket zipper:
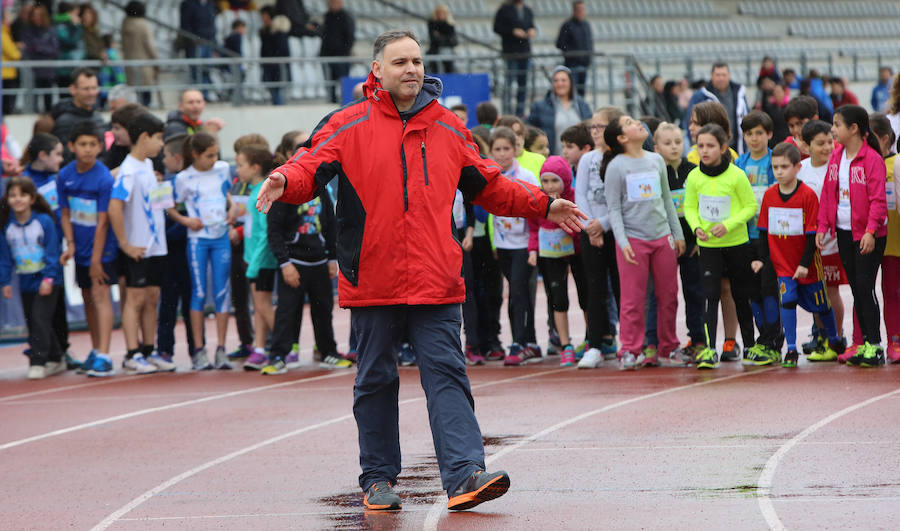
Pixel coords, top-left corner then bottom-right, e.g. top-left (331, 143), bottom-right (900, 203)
top-left (401, 119), bottom-right (409, 211)
top-left (421, 142), bottom-right (429, 186)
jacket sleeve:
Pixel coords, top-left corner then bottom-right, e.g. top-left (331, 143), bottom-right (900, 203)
top-left (865, 155), bottom-right (888, 234)
top-left (603, 160), bottom-right (629, 250)
top-left (464, 199), bottom-right (475, 229)
top-left (724, 170), bottom-right (758, 232)
top-left (556, 21), bottom-right (571, 52)
top-left (274, 111), bottom-right (345, 205)
top-left (458, 129), bottom-right (550, 220)
top-left (683, 172), bottom-right (700, 232)
top-left (0, 226), bottom-right (11, 287)
top-left (266, 201), bottom-right (291, 267)
top-left (527, 217), bottom-right (539, 253)
top-left (40, 216), bottom-right (61, 283)
top-left (574, 154), bottom-right (591, 217)
top-left (320, 189), bottom-right (336, 260)
top-left (493, 7), bottom-right (515, 37)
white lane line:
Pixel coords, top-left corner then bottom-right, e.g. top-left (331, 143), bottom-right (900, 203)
top-left (0, 371), bottom-right (352, 452)
top-left (91, 368), bottom-right (569, 531)
top-left (0, 378), bottom-right (123, 403)
top-left (757, 387), bottom-right (900, 530)
top-left (423, 368), bottom-right (775, 530)
top-left (515, 440), bottom-right (894, 452)
top-left (119, 507), bottom-right (434, 521)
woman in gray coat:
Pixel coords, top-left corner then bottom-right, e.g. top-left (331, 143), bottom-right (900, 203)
top-left (120, 1), bottom-right (157, 106)
top-left (526, 65), bottom-right (592, 155)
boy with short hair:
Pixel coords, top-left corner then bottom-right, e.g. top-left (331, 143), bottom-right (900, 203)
top-left (736, 110), bottom-right (775, 193)
top-left (107, 112), bottom-right (167, 374)
top-left (783, 95), bottom-right (819, 158)
top-left (103, 103), bottom-right (145, 171)
top-left (58, 121), bottom-right (119, 377)
top-left (450, 103), bottom-right (468, 124)
top-left (755, 142), bottom-right (842, 368)
top-left (559, 122), bottom-right (593, 173)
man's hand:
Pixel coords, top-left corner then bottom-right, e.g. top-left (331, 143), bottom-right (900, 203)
top-left (281, 263), bottom-right (300, 288)
top-left (860, 232), bottom-right (875, 255)
top-left (1, 285), bottom-right (11, 299)
top-left (527, 250), bottom-right (537, 266)
top-left (709, 223), bottom-right (728, 238)
top-left (121, 242), bottom-right (146, 261)
top-left (695, 227), bottom-right (709, 242)
top-left (621, 245), bottom-right (637, 265)
top-left (256, 172), bottom-right (286, 214)
top-left (90, 260), bottom-right (109, 285)
top-left (527, 28), bottom-right (537, 39)
top-left (205, 117), bottom-right (226, 133)
top-left (328, 261), bottom-right (338, 279)
top-left (751, 260), bottom-right (764, 273)
top-left (546, 199), bottom-right (587, 235)
top-left (793, 265), bottom-right (809, 279)
top-left (513, 28), bottom-right (527, 39)
top-left (184, 217), bottom-right (204, 231)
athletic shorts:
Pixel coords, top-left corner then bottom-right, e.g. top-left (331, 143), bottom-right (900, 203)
top-left (122, 255), bottom-right (167, 288)
top-left (821, 253), bottom-right (848, 286)
top-left (248, 268), bottom-right (276, 292)
top-left (75, 262), bottom-right (119, 289)
top-left (779, 277), bottom-right (830, 314)
top-left (116, 251), bottom-right (128, 279)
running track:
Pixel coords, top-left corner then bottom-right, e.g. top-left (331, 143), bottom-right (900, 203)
top-left (2, 283), bottom-right (899, 530)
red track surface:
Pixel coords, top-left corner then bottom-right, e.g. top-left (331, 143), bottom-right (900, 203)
top-left (2, 284), bottom-right (899, 530)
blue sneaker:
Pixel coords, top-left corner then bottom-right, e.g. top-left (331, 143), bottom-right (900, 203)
top-left (86, 354), bottom-right (115, 377)
top-left (77, 350), bottom-right (98, 374)
top-left (147, 352), bottom-right (177, 372)
top-left (600, 337), bottom-right (618, 360)
top-left (399, 343), bottom-right (416, 366)
top-left (227, 344), bottom-right (254, 360)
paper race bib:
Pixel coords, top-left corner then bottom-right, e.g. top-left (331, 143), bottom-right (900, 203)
top-left (698, 194), bottom-right (730, 223)
top-left (887, 181), bottom-right (896, 212)
top-left (150, 182), bottom-right (175, 212)
top-left (68, 196), bottom-right (98, 227)
top-left (231, 195), bottom-right (250, 225)
top-left (38, 181), bottom-right (59, 211)
top-left (838, 185), bottom-right (851, 209)
top-left (768, 207), bottom-right (804, 236)
top-left (452, 192), bottom-right (466, 229)
top-left (197, 196), bottom-right (226, 228)
top-left (670, 188), bottom-right (685, 217)
top-left (625, 171), bottom-right (660, 202)
top-left (12, 242), bottom-right (45, 274)
top-left (538, 228), bottom-right (575, 258)
top-left (752, 185), bottom-right (767, 214)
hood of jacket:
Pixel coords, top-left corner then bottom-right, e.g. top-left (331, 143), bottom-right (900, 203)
top-left (539, 155), bottom-right (575, 203)
top-left (363, 71), bottom-right (443, 119)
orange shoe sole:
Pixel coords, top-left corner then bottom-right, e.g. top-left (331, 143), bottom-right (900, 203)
top-left (363, 495), bottom-right (401, 511)
top-left (447, 473), bottom-right (510, 511)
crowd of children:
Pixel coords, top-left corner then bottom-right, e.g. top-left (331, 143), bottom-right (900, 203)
top-left (4, 91), bottom-right (900, 379)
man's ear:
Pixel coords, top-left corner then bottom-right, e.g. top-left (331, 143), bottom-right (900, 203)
top-left (371, 60), bottom-right (382, 79)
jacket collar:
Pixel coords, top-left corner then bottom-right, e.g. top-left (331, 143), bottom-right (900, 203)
top-left (364, 71), bottom-right (442, 120)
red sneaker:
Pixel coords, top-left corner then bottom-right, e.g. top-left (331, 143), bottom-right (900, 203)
top-left (838, 344), bottom-right (858, 364)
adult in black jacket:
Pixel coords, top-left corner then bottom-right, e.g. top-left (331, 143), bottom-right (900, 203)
top-left (259, 7), bottom-right (291, 106)
top-left (493, 0), bottom-right (535, 116)
top-left (266, 188), bottom-right (339, 370)
top-left (555, 1), bottom-right (592, 96)
top-left (426, 5), bottom-right (457, 74)
top-left (312, 0), bottom-right (355, 103)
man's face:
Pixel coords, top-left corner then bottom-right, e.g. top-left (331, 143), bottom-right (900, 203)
top-left (711, 66), bottom-right (730, 93)
top-left (179, 90), bottom-right (206, 122)
top-left (329, 0), bottom-right (343, 13)
top-left (372, 38), bottom-right (424, 109)
top-left (69, 74), bottom-right (99, 110)
top-left (573, 2), bottom-right (586, 20)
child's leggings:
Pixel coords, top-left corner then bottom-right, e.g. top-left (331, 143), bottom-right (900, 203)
top-left (837, 230), bottom-right (886, 345)
top-left (698, 243), bottom-right (756, 349)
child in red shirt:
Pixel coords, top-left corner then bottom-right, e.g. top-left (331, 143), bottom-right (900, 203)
top-left (755, 143), bottom-right (842, 368)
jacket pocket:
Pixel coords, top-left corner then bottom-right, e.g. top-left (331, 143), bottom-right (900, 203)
top-left (335, 173), bottom-right (365, 286)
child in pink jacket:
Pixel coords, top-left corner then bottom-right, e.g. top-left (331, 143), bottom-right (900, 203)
top-left (816, 105), bottom-right (888, 367)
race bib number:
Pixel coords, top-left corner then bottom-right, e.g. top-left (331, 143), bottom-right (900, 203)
top-left (538, 228), bottom-right (575, 258)
top-left (752, 185), bottom-right (767, 214)
top-left (625, 172), bottom-right (660, 202)
top-left (197, 196), bottom-right (227, 228)
top-left (670, 188), bottom-right (685, 217)
top-left (150, 182), bottom-right (175, 212)
top-left (887, 181), bottom-right (896, 212)
top-left (768, 207), bottom-right (804, 236)
top-left (38, 181), bottom-right (59, 211)
top-left (68, 196), bottom-right (98, 227)
top-left (698, 194), bottom-right (730, 223)
top-left (12, 242), bottom-right (45, 274)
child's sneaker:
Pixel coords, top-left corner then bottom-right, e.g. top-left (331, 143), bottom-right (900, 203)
top-left (837, 344), bottom-right (859, 364)
top-left (577, 347), bottom-right (603, 369)
top-left (27, 365), bottom-right (46, 380)
top-left (559, 345), bottom-right (576, 367)
top-left (574, 341), bottom-right (588, 360)
top-left (86, 354), bottom-right (115, 377)
top-left (600, 337), bottom-right (618, 360)
top-left (618, 351), bottom-right (638, 371)
top-left (319, 355), bottom-right (353, 369)
top-left (782, 349), bottom-right (800, 368)
top-left (123, 354), bottom-right (158, 374)
top-left (65, 352), bottom-right (82, 370)
top-left (399, 343), bottom-right (416, 366)
top-left (802, 334), bottom-right (824, 355)
top-left (485, 347), bottom-right (505, 362)
top-left (638, 349), bottom-right (660, 367)
top-left (720, 339), bottom-right (740, 362)
top-left (344, 350), bottom-right (358, 364)
top-left (191, 347), bottom-right (214, 371)
top-left (808, 345), bottom-right (839, 362)
top-left (147, 351), bottom-right (177, 372)
top-left (696, 348), bottom-right (719, 370)
top-left (261, 359), bottom-right (287, 375)
top-left (44, 360), bottom-right (66, 377)
top-left (285, 352), bottom-right (302, 369)
top-left (521, 343), bottom-right (543, 364)
top-left (77, 350), bottom-right (98, 374)
top-left (887, 341), bottom-right (900, 363)
top-left (243, 349), bottom-right (268, 371)
top-left (743, 343), bottom-right (773, 366)
top-left (227, 344), bottom-right (253, 360)
top-left (465, 345), bottom-right (485, 365)
top-left (214, 346), bottom-right (232, 370)
top-left (848, 343), bottom-right (885, 368)
top-left (504, 344), bottom-right (523, 366)
top-left (547, 329), bottom-right (561, 355)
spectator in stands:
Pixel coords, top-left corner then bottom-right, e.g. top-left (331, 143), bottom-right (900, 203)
top-left (22, 4), bottom-right (59, 113)
top-left (493, 0), bottom-right (535, 117)
top-left (79, 4), bottom-right (101, 61)
top-left (179, 0), bottom-right (217, 97)
top-left (222, 19), bottom-right (246, 98)
top-left (800, 70), bottom-right (833, 123)
top-left (275, 0), bottom-right (318, 38)
top-left (97, 33), bottom-right (127, 106)
top-left (259, 7), bottom-right (291, 106)
top-left (872, 67), bottom-right (893, 113)
top-left (52, 2), bottom-right (84, 92)
top-left (830, 77), bottom-right (859, 109)
top-left (2, 8), bottom-right (21, 116)
top-left (311, 0), bottom-right (355, 104)
top-left (9, 3), bottom-right (32, 43)
top-left (426, 4), bottom-right (457, 74)
top-left (51, 67), bottom-right (104, 162)
top-left (526, 65), bottom-right (591, 156)
top-left (760, 81), bottom-right (790, 148)
top-left (782, 68), bottom-right (800, 91)
top-left (887, 72), bottom-right (900, 144)
top-left (476, 101), bottom-right (499, 128)
top-left (555, 0), bottom-right (591, 97)
top-left (683, 62), bottom-right (749, 155)
top-left (165, 88), bottom-right (225, 137)
top-left (642, 75), bottom-right (671, 121)
top-left (662, 80), bottom-right (684, 124)
top-left (121, 1), bottom-right (158, 107)
top-left (756, 56), bottom-right (781, 88)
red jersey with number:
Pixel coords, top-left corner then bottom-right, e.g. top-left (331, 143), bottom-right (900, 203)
top-left (757, 181), bottom-right (822, 284)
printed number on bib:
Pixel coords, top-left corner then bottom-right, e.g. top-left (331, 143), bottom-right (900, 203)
top-left (150, 182), bottom-right (175, 211)
top-left (68, 196), bottom-right (98, 227)
top-left (698, 194), bottom-right (730, 223)
top-left (625, 171), bottom-right (660, 202)
top-left (538, 228), bottom-right (575, 258)
top-left (768, 207), bottom-right (803, 236)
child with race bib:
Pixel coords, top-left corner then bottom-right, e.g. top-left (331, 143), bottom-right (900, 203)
top-left (0, 178), bottom-right (64, 379)
top-left (684, 123), bottom-right (758, 370)
top-left (603, 115), bottom-right (684, 370)
top-left (167, 132), bottom-right (234, 371)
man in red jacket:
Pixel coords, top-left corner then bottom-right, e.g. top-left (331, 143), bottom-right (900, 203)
top-left (256, 30), bottom-right (585, 512)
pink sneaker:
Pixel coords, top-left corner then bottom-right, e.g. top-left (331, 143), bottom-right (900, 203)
top-left (887, 342), bottom-right (900, 364)
top-left (504, 344), bottom-right (523, 366)
top-left (838, 344), bottom-right (858, 364)
top-left (465, 345), bottom-right (485, 365)
top-left (559, 345), bottom-right (576, 367)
